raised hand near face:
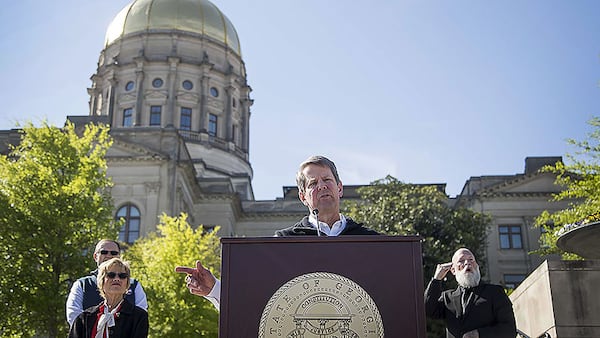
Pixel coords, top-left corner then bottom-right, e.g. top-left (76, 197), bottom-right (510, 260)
top-left (434, 262), bottom-right (453, 280)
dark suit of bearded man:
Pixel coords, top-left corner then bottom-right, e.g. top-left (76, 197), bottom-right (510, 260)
top-left (425, 279), bottom-right (516, 338)
top-left (425, 248), bottom-right (516, 338)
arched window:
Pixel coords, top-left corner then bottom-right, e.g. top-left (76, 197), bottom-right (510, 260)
top-left (116, 204), bottom-right (141, 244)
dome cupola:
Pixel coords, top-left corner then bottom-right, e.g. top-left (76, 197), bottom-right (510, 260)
top-left (88, 0), bottom-right (254, 200)
top-left (105, 0), bottom-right (241, 56)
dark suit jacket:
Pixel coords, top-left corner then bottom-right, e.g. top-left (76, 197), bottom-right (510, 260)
top-left (68, 300), bottom-right (148, 338)
top-left (274, 216), bottom-right (379, 236)
top-left (424, 279), bottom-right (516, 338)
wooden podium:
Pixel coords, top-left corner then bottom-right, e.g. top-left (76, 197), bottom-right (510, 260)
top-left (219, 236), bottom-right (426, 337)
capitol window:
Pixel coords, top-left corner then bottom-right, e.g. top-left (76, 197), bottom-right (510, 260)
top-left (122, 108), bottom-right (133, 127)
top-left (182, 80), bottom-right (193, 90)
top-left (208, 113), bottom-right (218, 136)
top-left (499, 225), bottom-right (523, 249)
top-left (116, 204), bottom-right (140, 244)
top-left (180, 107), bottom-right (192, 130)
top-left (152, 78), bottom-right (164, 88)
top-left (150, 106), bottom-right (162, 126)
top-left (503, 274), bottom-right (526, 289)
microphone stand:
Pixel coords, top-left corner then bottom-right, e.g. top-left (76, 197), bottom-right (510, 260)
top-left (313, 209), bottom-right (321, 236)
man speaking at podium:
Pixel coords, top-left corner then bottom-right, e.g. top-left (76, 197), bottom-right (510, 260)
top-left (175, 155), bottom-right (378, 309)
top-left (276, 155), bottom-right (379, 236)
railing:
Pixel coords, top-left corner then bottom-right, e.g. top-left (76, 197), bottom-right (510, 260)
top-left (178, 130), bottom-right (248, 159)
top-left (517, 329), bottom-right (551, 338)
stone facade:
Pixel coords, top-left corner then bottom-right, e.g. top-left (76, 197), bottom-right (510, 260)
top-left (453, 157), bottom-right (570, 287)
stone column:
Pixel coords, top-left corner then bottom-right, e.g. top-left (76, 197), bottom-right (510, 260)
top-left (166, 56), bottom-right (180, 128)
top-left (134, 57), bottom-right (146, 126)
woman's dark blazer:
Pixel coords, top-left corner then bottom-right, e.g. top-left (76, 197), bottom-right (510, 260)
top-left (68, 300), bottom-right (148, 338)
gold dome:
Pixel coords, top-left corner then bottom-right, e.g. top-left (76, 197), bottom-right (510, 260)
top-left (105, 0), bottom-right (241, 55)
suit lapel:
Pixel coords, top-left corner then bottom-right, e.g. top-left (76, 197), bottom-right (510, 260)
top-left (450, 287), bottom-right (463, 317)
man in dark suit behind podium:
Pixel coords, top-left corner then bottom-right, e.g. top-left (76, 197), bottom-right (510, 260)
top-left (424, 248), bottom-right (516, 338)
top-left (275, 155), bottom-right (378, 236)
top-left (175, 155), bottom-right (378, 309)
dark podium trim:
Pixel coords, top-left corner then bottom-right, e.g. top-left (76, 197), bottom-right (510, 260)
top-left (219, 235), bottom-right (426, 337)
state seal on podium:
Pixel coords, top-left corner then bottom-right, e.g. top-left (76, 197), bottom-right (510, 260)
top-left (258, 272), bottom-right (384, 337)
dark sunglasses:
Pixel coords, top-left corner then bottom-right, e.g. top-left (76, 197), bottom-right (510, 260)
top-left (106, 272), bottom-right (129, 279)
top-left (99, 250), bottom-right (120, 256)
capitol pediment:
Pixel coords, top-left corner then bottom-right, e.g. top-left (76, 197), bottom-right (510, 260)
top-left (144, 91), bottom-right (168, 101)
top-left (479, 171), bottom-right (562, 196)
top-left (106, 138), bottom-right (167, 161)
top-left (118, 93), bottom-right (137, 103)
top-left (208, 99), bottom-right (223, 110)
top-left (176, 91), bottom-right (200, 103)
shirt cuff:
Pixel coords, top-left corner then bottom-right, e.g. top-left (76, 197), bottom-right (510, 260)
top-left (207, 278), bottom-right (221, 299)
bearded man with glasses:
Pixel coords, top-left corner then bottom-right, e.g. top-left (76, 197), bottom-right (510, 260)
top-left (424, 248), bottom-right (516, 338)
top-left (66, 239), bottom-right (148, 327)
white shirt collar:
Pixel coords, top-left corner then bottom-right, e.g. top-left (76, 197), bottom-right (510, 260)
top-left (308, 213), bottom-right (347, 236)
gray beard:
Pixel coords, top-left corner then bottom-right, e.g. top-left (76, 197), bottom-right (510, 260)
top-left (456, 266), bottom-right (481, 288)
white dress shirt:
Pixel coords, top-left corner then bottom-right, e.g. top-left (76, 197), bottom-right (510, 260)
top-left (308, 213), bottom-right (347, 236)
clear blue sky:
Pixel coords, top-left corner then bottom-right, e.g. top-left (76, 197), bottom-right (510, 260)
top-left (1, 1), bottom-right (599, 199)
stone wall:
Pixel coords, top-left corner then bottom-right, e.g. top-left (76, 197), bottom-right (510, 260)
top-left (509, 260), bottom-right (600, 338)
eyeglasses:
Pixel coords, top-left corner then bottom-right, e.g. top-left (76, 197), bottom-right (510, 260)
top-left (456, 258), bottom-right (476, 267)
top-left (106, 272), bottom-right (129, 279)
top-left (99, 250), bottom-right (120, 256)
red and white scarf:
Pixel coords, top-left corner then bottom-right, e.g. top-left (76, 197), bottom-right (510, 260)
top-left (95, 300), bottom-right (123, 338)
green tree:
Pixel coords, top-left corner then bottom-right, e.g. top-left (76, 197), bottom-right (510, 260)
top-left (343, 176), bottom-right (489, 278)
top-left (535, 117), bottom-right (600, 259)
top-left (0, 121), bottom-right (116, 337)
top-left (125, 213), bottom-right (221, 337)
top-left (342, 175), bottom-right (490, 337)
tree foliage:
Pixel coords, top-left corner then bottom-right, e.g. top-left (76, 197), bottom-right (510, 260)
top-left (535, 117), bottom-right (600, 259)
top-left (124, 213), bottom-right (221, 337)
top-left (343, 176), bottom-right (490, 279)
top-left (0, 121), bottom-right (116, 337)
top-left (342, 176), bottom-right (490, 337)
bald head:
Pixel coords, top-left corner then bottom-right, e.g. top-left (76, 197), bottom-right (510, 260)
top-left (452, 248), bottom-right (475, 264)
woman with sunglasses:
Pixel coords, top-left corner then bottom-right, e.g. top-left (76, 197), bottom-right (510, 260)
top-left (69, 258), bottom-right (148, 338)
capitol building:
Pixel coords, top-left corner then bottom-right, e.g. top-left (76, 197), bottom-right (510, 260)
top-left (0, 0), bottom-right (571, 290)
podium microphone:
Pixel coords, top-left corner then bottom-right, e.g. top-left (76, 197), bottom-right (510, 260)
top-left (313, 209), bottom-right (321, 236)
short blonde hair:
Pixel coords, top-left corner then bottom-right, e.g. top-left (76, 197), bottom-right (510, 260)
top-left (97, 257), bottom-right (131, 299)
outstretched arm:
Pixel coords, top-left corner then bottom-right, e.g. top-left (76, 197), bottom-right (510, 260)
top-left (175, 260), bottom-right (220, 310)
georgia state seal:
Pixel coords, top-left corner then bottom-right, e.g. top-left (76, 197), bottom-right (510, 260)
top-left (258, 272), bottom-right (384, 337)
